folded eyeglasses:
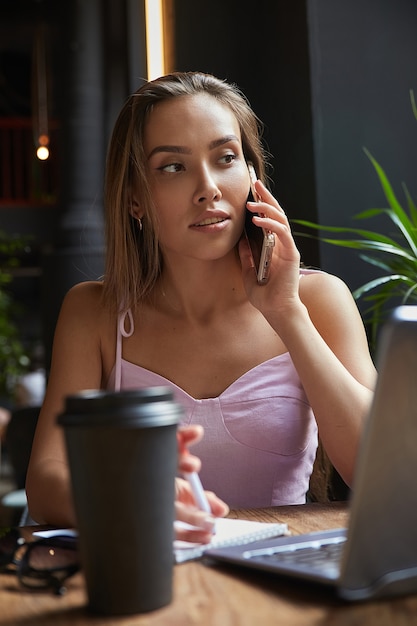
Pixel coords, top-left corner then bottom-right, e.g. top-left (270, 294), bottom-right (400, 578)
top-left (0, 528), bottom-right (79, 595)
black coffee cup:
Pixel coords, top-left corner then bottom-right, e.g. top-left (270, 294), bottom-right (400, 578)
top-left (58, 387), bottom-right (182, 615)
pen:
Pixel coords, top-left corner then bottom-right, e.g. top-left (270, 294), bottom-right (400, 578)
top-left (183, 472), bottom-right (212, 514)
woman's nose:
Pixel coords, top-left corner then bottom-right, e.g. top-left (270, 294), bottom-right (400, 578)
top-left (193, 168), bottom-right (222, 204)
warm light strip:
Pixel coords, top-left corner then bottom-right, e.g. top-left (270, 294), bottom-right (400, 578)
top-left (145, 0), bottom-right (165, 80)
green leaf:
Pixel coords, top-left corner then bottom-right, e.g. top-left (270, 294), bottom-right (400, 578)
top-left (363, 149), bottom-right (403, 214)
top-left (363, 149), bottom-right (417, 256)
top-left (292, 219), bottom-right (397, 245)
top-left (354, 208), bottom-right (387, 219)
top-left (402, 183), bottom-right (417, 225)
top-left (352, 274), bottom-right (410, 299)
top-left (411, 89), bottom-right (417, 121)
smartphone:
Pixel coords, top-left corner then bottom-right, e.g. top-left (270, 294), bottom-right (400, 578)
top-left (244, 162), bottom-right (275, 284)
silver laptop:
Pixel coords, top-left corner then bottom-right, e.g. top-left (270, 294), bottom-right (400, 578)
top-left (205, 305), bottom-right (417, 601)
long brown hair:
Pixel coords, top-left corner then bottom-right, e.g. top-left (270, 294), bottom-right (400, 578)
top-left (103, 71), bottom-right (269, 314)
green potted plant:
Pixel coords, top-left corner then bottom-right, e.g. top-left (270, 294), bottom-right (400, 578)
top-left (293, 90), bottom-right (417, 348)
top-left (0, 231), bottom-right (31, 400)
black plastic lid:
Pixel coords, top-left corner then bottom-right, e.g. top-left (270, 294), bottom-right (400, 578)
top-left (57, 386), bottom-right (182, 428)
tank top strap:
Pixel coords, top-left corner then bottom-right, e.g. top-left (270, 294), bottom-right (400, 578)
top-left (114, 309), bottom-right (134, 391)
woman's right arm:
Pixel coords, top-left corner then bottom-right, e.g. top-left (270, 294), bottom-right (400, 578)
top-left (26, 282), bottom-right (106, 527)
top-left (27, 282), bottom-right (229, 534)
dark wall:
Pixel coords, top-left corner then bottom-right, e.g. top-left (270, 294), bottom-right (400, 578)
top-left (173, 0), bottom-right (319, 267)
top-left (173, 0), bottom-right (417, 292)
top-left (307, 0), bottom-right (417, 290)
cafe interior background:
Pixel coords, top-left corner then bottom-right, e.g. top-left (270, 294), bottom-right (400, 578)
top-left (0, 0), bottom-right (416, 523)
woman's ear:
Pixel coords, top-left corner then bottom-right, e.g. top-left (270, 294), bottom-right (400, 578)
top-left (130, 196), bottom-right (143, 221)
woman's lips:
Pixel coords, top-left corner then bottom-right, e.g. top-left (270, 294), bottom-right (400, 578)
top-left (192, 216), bottom-right (227, 227)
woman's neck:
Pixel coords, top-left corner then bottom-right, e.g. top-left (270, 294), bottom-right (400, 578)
top-left (152, 255), bottom-right (247, 324)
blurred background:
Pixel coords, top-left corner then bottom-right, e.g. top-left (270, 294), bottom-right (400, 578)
top-left (0, 0), bottom-right (416, 519)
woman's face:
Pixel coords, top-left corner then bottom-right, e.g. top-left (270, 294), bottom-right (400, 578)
top-left (142, 93), bottom-right (250, 266)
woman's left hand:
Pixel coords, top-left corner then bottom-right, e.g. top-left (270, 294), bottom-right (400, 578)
top-left (239, 179), bottom-right (302, 317)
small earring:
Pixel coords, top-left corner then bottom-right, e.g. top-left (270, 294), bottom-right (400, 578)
top-left (137, 217), bottom-right (143, 231)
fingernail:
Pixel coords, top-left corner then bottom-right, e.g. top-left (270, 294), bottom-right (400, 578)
top-left (202, 515), bottom-right (216, 531)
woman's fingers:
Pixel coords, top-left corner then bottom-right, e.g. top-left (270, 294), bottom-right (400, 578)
top-left (206, 489), bottom-right (230, 517)
top-left (175, 428), bottom-right (229, 544)
top-left (174, 499), bottom-right (216, 544)
top-left (250, 178), bottom-right (283, 209)
top-left (177, 424), bottom-right (203, 473)
top-left (177, 424), bottom-right (204, 449)
top-left (174, 477), bottom-right (229, 542)
top-left (174, 498), bottom-right (229, 543)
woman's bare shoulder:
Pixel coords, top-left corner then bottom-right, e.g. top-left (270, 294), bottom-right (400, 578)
top-left (61, 280), bottom-right (104, 313)
top-left (299, 268), bottom-right (353, 303)
top-left (299, 268), bottom-right (366, 334)
top-left (64, 280), bottom-right (104, 302)
top-left (58, 281), bottom-right (111, 330)
top-left (299, 268), bottom-right (371, 344)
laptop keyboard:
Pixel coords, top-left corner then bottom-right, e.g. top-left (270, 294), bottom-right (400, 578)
top-left (244, 536), bottom-right (346, 576)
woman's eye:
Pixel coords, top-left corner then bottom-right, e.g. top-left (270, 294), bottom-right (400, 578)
top-left (159, 162), bottom-right (184, 173)
top-left (220, 153), bottom-right (237, 165)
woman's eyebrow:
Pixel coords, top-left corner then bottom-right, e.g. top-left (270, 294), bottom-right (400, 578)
top-left (208, 134), bottom-right (240, 149)
top-left (148, 145), bottom-right (191, 158)
top-left (147, 135), bottom-right (240, 159)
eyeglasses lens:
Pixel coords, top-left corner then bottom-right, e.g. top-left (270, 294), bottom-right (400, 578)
top-left (0, 531), bottom-right (79, 595)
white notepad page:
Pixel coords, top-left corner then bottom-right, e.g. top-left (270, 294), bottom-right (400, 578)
top-left (174, 517), bottom-right (289, 563)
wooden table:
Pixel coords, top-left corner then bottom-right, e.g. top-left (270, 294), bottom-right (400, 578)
top-left (1, 502), bottom-right (417, 625)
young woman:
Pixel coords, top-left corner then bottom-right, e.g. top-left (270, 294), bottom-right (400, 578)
top-left (26, 71), bottom-right (376, 539)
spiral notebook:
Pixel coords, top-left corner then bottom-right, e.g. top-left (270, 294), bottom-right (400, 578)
top-left (174, 518), bottom-right (289, 563)
top-left (35, 518), bottom-right (289, 565)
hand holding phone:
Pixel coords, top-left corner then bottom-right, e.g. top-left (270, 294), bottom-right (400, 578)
top-left (244, 163), bottom-right (275, 284)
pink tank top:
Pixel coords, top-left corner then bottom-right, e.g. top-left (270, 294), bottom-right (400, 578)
top-left (107, 276), bottom-right (318, 508)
